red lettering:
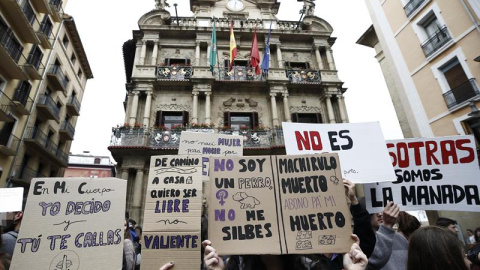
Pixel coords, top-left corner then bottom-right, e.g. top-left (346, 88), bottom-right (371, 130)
top-left (456, 139), bottom-right (475, 163)
top-left (440, 140), bottom-right (458, 164)
top-left (408, 142), bottom-right (424, 166)
top-left (425, 141), bottom-right (440, 165)
top-left (310, 131), bottom-right (323, 150)
top-left (387, 143), bottom-right (396, 166)
top-left (397, 142), bottom-right (409, 168)
top-left (295, 131), bottom-right (311, 150)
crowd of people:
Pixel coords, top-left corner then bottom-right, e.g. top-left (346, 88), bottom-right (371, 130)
top-left (1, 179), bottom-right (480, 270)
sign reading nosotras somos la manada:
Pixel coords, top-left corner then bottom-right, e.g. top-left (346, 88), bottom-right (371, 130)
top-left (11, 178), bottom-right (126, 270)
top-left (365, 135), bottom-right (480, 213)
top-left (141, 155), bottom-right (202, 270)
top-left (282, 122), bottom-right (396, 183)
top-left (208, 153), bottom-right (353, 255)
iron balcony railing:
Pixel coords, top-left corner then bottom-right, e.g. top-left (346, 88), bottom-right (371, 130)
top-left (12, 85), bottom-right (33, 112)
top-left (26, 48), bottom-right (44, 70)
top-left (60, 121), bottom-right (75, 136)
top-left (213, 66), bottom-right (265, 81)
top-left (49, 64), bottom-right (68, 89)
top-left (0, 131), bottom-right (20, 153)
top-left (0, 30), bottom-right (23, 63)
top-left (21, 0), bottom-right (37, 26)
top-left (49, 0), bottom-right (62, 12)
top-left (67, 95), bottom-right (80, 112)
top-left (442, 79), bottom-right (480, 109)
top-left (110, 127), bottom-right (285, 149)
top-left (25, 126), bottom-right (48, 146)
top-left (287, 69), bottom-right (321, 83)
top-left (404, 0), bottom-right (426, 17)
top-left (157, 66), bottom-right (192, 80)
top-left (421, 26), bottom-right (451, 57)
top-left (38, 94), bottom-right (60, 118)
top-left (12, 165), bottom-right (38, 183)
top-left (56, 147), bottom-right (68, 164)
top-left (39, 19), bottom-right (53, 39)
top-left (0, 89), bottom-right (13, 114)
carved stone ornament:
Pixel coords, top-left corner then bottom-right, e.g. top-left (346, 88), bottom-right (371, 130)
top-left (139, 9), bottom-right (171, 26)
top-left (289, 106), bottom-right (321, 113)
top-left (157, 104), bottom-right (191, 111)
top-left (155, 0), bottom-right (170, 10)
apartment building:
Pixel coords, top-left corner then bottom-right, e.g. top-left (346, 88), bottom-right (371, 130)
top-left (65, 152), bottom-right (115, 178)
top-left (0, 0), bottom-right (92, 190)
top-left (358, 0), bottom-right (480, 230)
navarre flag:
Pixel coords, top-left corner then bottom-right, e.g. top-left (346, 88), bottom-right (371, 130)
top-left (250, 26), bottom-right (260, 75)
top-left (209, 17), bottom-right (217, 74)
top-left (229, 19), bottom-right (237, 71)
top-left (261, 22), bottom-right (272, 74)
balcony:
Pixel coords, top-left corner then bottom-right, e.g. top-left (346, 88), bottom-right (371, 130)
top-left (0, 0), bottom-right (40, 43)
top-left (37, 20), bottom-right (54, 49)
top-left (421, 26), bottom-right (452, 58)
top-left (66, 95), bottom-right (80, 116)
top-left (214, 66), bottom-right (265, 82)
top-left (46, 65), bottom-right (68, 91)
top-left (23, 50), bottom-right (45, 80)
top-left (10, 165), bottom-right (38, 184)
top-left (24, 127), bottom-right (68, 167)
top-left (0, 90), bottom-right (15, 122)
top-left (287, 69), bottom-right (321, 84)
top-left (443, 79), bottom-right (480, 109)
top-left (0, 132), bottom-right (20, 156)
top-left (30, 0), bottom-right (50, 13)
top-left (157, 66), bottom-right (193, 81)
top-left (404, 0), bottom-right (426, 17)
top-left (109, 127), bottom-right (286, 150)
top-left (36, 94), bottom-right (60, 122)
top-left (11, 89), bottom-right (33, 115)
top-left (59, 121), bottom-right (74, 141)
top-left (0, 31), bottom-right (28, 80)
top-left (49, 0), bottom-right (63, 22)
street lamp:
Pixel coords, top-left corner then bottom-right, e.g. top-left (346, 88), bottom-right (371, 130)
top-left (174, 3), bottom-right (179, 26)
top-left (468, 101), bottom-right (480, 119)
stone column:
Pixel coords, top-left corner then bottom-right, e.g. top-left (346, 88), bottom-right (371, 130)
top-left (143, 90), bottom-right (153, 128)
top-left (283, 93), bottom-right (291, 122)
top-left (129, 91), bottom-right (140, 126)
top-left (195, 41), bottom-right (201, 66)
top-left (337, 94), bottom-right (348, 123)
top-left (314, 46), bottom-right (324, 70)
top-left (124, 91), bottom-right (133, 124)
top-left (140, 40), bottom-right (147, 65)
top-left (276, 45), bottom-right (283, 68)
top-left (326, 46), bottom-right (336, 70)
top-left (192, 91), bottom-right (199, 124)
top-left (270, 93), bottom-right (279, 127)
top-left (151, 41), bottom-right (158, 65)
top-left (121, 168), bottom-right (129, 180)
top-left (205, 92), bottom-right (211, 124)
top-left (324, 94), bottom-right (336, 123)
top-left (132, 168), bottom-right (144, 222)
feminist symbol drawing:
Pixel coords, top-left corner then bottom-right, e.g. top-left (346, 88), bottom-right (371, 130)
top-left (216, 189), bottom-right (229, 206)
top-left (50, 250), bottom-right (79, 270)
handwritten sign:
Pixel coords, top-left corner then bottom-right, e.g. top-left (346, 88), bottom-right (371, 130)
top-left (0, 187), bottom-right (23, 212)
top-left (208, 154), bottom-right (353, 255)
top-left (365, 136), bottom-right (480, 212)
top-left (141, 156), bottom-right (202, 270)
top-left (10, 178), bottom-right (126, 270)
top-left (282, 122), bottom-right (396, 183)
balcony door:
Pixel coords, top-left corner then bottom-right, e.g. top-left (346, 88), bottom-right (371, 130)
top-left (441, 58), bottom-right (473, 105)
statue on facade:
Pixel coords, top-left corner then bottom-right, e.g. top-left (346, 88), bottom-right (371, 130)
top-left (155, 0), bottom-right (170, 9)
top-left (303, 0), bottom-right (315, 16)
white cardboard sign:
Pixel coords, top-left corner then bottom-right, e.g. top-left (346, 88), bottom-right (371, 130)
top-left (283, 122), bottom-right (396, 183)
top-left (0, 187), bottom-right (23, 212)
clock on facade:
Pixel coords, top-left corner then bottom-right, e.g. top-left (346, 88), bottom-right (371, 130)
top-left (226, 0), bottom-right (245, 12)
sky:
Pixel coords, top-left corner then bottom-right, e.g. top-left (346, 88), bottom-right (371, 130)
top-left (65, 0), bottom-right (404, 160)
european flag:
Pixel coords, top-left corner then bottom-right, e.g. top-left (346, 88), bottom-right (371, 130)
top-left (261, 22), bottom-right (272, 75)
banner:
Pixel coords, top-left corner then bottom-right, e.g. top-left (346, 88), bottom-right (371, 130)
top-left (283, 122), bottom-right (396, 183)
top-left (208, 154), bottom-right (353, 255)
top-left (141, 156), bottom-right (203, 270)
top-left (364, 136), bottom-right (480, 212)
top-left (10, 178), bottom-right (126, 270)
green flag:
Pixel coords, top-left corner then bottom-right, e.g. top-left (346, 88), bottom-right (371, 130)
top-left (209, 18), bottom-right (217, 74)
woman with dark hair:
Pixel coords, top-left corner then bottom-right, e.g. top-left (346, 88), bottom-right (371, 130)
top-left (408, 226), bottom-right (470, 270)
top-left (468, 227), bottom-right (480, 270)
top-left (397, 211), bottom-right (420, 241)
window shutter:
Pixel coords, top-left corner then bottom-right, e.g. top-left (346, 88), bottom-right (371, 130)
top-left (224, 112), bottom-right (230, 127)
top-left (316, 113), bottom-right (322, 123)
top-left (0, 120), bottom-right (15, 145)
top-left (291, 113), bottom-right (298, 123)
top-left (252, 112), bottom-right (259, 128)
top-left (156, 110), bottom-right (163, 127)
top-left (182, 111), bottom-right (189, 126)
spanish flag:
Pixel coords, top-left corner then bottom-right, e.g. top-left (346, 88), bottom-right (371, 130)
top-left (229, 19), bottom-right (237, 71)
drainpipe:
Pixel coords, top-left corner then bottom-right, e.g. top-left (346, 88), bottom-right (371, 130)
top-left (459, 0), bottom-right (480, 33)
top-left (5, 18), bottom-right (67, 187)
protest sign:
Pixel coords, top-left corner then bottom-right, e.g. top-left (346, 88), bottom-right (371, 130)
top-left (282, 122), bottom-right (396, 183)
top-left (208, 153), bottom-right (353, 255)
top-left (141, 155), bottom-right (202, 270)
top-left (0, 187), bottom-right (23, 212)
top-left (10, 178), bottom-right (126, 270)
top-left (364, 136), bottom-right (480, 213)
top-left (179, 131), bottom-right (243, 181)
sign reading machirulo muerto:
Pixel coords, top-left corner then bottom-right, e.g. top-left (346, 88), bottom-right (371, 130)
top-left (10, 178), bottom-right (126, 270)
